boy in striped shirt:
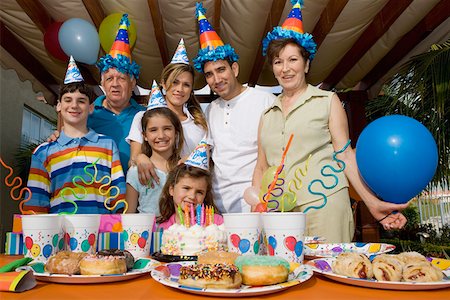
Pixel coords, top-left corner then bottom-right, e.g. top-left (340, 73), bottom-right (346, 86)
top-left (25, 57), bottom-right (126, 214)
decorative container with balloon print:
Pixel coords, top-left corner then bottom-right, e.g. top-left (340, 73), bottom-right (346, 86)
top-left (223, 213), bottom-right (264, 256)
top-left (63, 214), bottom-right (101, 254)
top-left (121, 214), bottom-right (155, 258)
top-left (261, 212), bottom-right (306, 263)
top-left (21, 214), bottom-right (64, 262)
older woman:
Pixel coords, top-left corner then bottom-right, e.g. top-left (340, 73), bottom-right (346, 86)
top-left (252, 1), bottom-right (408, 243)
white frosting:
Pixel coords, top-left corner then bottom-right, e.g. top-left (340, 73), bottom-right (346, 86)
top-left (161, 224), bottom-right (227, 255)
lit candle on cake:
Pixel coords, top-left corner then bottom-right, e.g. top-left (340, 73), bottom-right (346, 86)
top-left (184, 204), bottom-right (190, 228)
top-left (196, 204), bottom-right (201, 225)
top-left (177, 204), bottom-right (184, 225)
top-left (201, 204), bottom-right (205, 227)
top-left (190, 203), bottom-right (195, 226)
top-left (211, 206), bottom-right (214, 225)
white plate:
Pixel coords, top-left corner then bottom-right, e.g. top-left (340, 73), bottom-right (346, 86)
top-left (304, 236), bottom-right (326, 244)
top-left (304, 242), bottom-right (395, 259)
top-left (18, 258), bottom-right (161, 284)
top-left (151, 261), bottom-right (313, 297)
top-left (307, 257), bottom-right (450, 290)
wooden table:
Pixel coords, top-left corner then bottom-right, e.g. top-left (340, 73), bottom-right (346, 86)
top-left (1, 255), bottom-right (449, 299)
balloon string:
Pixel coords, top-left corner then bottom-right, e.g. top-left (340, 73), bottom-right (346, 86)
top-left (0, 157), bottom-right (35, 215)
top-left (262, 134), bottom-right (294, 205)
top-left (304, 140), bottom-right (351, 213)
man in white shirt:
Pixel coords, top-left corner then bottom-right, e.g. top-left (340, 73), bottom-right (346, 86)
top-left (193, 3), bottom-right (275, 212)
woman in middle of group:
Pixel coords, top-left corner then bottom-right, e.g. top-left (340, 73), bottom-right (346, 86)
top-left (252, 0), bottom-right (408, 243)
top-left (125, 90), bottom-right (184, 213)
top-left (127, 39), bottom-right (208, 186)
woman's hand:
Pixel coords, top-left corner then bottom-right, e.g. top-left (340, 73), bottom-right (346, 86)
top-left (366, 200), bottom-right (409, 230)
top-left (135, 153), bottom-right (159, 187)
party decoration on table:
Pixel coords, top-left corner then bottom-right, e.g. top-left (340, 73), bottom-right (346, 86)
top-left (193, 2), bottom-right (239, 72)
top-left (0, 270), bottom-right (36, 292)
top-left (44, 21), bottom-right (68, 61)
top-left (305, 140), bottom-right (350, 213)
top-left (147, 80), bottom-right (168, 110)
top-left (0, 157), bottom-right (34, 215)
top-left (258, 134), bottom-right (294, 212)
top-left (64, 56), bottom-right (84, 84)
top-left (170, 38), bottom-right (189, 65)
top-left (58, 18), bottom-right (100, 65)
top-left (97, 13), bottom-right (140, 79)
top-left (356, 115), bottom-right (438, 204)
top-left (99, 13), bottom-right (137, 53)
top-left (262, 0), bottom-right (317, 60)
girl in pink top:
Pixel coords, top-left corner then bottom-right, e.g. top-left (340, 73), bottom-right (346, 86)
top-left (157, 164), bottom-right (223, 230)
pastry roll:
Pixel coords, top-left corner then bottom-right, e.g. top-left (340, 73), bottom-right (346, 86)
top-left (403, 262), bottom-right (444, 282)
top-left (372, 254), bottom-right (403, 281)
top-left (331, 253), bottom-right (373, 279)
top-left (396, 251), bottom-right (427, 264)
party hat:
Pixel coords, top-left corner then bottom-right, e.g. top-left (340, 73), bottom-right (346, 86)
top-left (170, 38), bottom-right (189, 65)
top-left (147, 80), bottom-right (167, 110)
top-left (185, 137), bottom-right (210, 171)
top-left (262, 0), bottom-right (316, 59)
top-left (97, 14), bottom-right (140, 78)
top-left (64, 56), bottom-right (84, 84)
top-left (193, 2), bottom-right (238, 72)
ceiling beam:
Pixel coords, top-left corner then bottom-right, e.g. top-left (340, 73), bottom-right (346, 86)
top-left (247, 0), bottom-right (285, 87)
top-left (321, 0), bottom-right (412, 90)
top-left (148, 0), bottom-right (169, 66)
top-left (16, 0), bottom-right (52, 33)
top-left (311, 0), bottom-right (348, 49)
top-left (213, 0), bottom-right (221, 36)
top-left (1, 21), bottom-right (58, 103)
top-left (82, 0), bottom-right (105, 28)
top-left (361, 0), bottom-right (450, 90)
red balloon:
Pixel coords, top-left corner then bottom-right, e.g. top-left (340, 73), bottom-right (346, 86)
top-left (230, 234), bottom-right (240, 248)
top-left (25, 236), bottom-right (33, 250)
top-left (137, 237), bottom-right (146, 248)
top-left (64, 233), bottom-right (70, 245)
top-left (88, 233), bottom-right (96, 246)
top-left (267, 244), bottom-right (275, 256)
top-left (284, 236), bottom-right (297, 251)
top-left (44, 22), bottom-right (68, 61)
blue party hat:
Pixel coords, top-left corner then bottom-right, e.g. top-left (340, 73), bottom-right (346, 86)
top-left (64, 56), bottom-right (84, 84)
top-left (147, 80), bottom-right (167, 110)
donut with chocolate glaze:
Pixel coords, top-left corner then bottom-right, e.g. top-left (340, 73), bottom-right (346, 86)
top-left (179, 264), bottom-right (242, 289)
top-left (98, 249), bottom-right (135, 270)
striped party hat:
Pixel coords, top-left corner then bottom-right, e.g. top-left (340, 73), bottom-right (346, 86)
top-left (170, 38), bottom-right (189, 65)
top-left (184, 137), bottom-right (210, 171)
top-left (147, 80), bottom-right (167, 110)
top-left (262, 0), bottom-right (316, 59)
top-left (97, 14), bottom-right (140, 79)
top-left (64, 56), bottom-right (84, 84)
top-left (193, 2), bottom-right (238, 73)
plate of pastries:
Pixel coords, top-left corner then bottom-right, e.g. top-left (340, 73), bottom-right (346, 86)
top-left (307, 251), bottom-right (450, 290)
top-left (23, 249), bottom-right (161, 284)
top-left (304, 242), bottom-right (396, 259)
top-left (150, 251), bottom-right (313, 297)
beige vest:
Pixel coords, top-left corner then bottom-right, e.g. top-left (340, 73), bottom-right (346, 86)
top-left (260, 84), bottom-right (348, 205)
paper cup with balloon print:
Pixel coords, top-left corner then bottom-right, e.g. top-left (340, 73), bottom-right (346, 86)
top-left (21, 214), bottom-right (64, 262)
top-left (63, 214), bottom-right (101, 254)
top-left (121, 214), bottom-right (155, 258)
top-left (261, 212), bottom-right (306, 263)
top-left (223, 213), bottom-right (263, 256)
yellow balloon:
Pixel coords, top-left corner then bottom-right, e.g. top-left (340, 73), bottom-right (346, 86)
top-left (99, 13), bottom-right (137, 53)
top-left (130, 233), bottom-right (139, 245)
top-left (31, 244), bottom-right (41, 258)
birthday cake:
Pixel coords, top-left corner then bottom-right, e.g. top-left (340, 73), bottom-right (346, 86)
top-left (160, 223), bottom-right (227, 256)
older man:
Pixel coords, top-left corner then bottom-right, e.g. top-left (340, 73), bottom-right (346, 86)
top-left (193, 4), bottom-right (275, 213)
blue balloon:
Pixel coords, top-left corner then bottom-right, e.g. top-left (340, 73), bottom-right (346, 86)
top-left (142, 231), bottom-right (149, 240)
top-left (69, 237), bottom-right (78, 251)
top-left (239, 239), bottom-right (250, 254)
top-left (268, 236), bottom-right (277, 250)
top-left (356, 115), bottom-right (438, 204)
top-left (58, 18), bottom-right (100, 65)
top-left (294, 241), bottom-right (303, 257)
top-left (43, 244), bottom-right (53, 258)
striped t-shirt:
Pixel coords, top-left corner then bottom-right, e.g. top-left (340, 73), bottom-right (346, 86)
top-left (25, 129), bottom-right (126, 214)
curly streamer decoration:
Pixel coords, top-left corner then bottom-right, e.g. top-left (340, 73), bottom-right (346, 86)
top-left (0, 157), bottom-right (35, 214)
top-left (304, 140), bottom-right (351, 213)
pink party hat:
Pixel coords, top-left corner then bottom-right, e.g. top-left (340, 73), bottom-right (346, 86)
top-left (64, 56), bottom-right (84, 84)
top-left (185, 138), bottom-right (210, 171)
top-left (147, 80), bottom-right (167, 110)
top-left (170, 38), bottom-right (189, 64)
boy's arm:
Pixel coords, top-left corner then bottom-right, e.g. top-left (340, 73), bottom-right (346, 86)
top-left (24, 147), bottom-right (51, 213)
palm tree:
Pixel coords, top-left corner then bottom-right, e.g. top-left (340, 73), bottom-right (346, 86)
top-left (365, 40), bottom-right (449, 190)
